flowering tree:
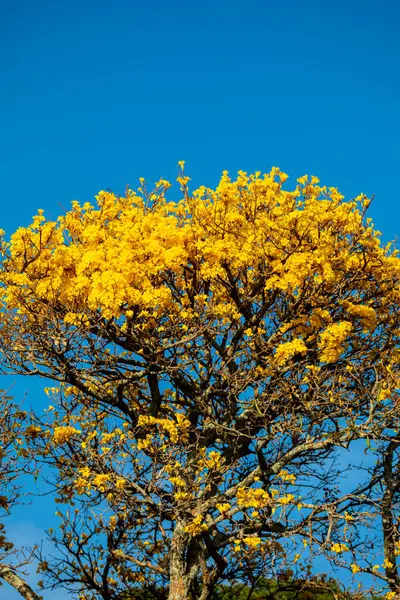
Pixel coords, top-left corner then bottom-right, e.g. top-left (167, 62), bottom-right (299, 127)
top-left (1, 166), bottom-right (400, 600)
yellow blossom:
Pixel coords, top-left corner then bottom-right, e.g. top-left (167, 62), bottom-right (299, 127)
top-left (383, 558), bottom-right (394, 570)
top-left (244, 536), bottom-right (262, 549)
top-left (277, 469), bottom-right (296, 484)
top-left (331, 543), bottom-right (349, 553)
top-left (275, 338), bottom-right (307, 365)
top-left (319, 321), bottom-right (352, 363)
top-left (53, 426), bottom-right (81, 445)
top-left (92, 473), bottom-right (111, 492)
top-left (277, 494), bottom-right (295, 505)
top-left (236, 487), bottom-right (270, 509)
top-left (216, 503), bottom-right (230, 514)
top-left (24, 425), bottom-right (43, 438)
top-left (184, 515), bottom-right (208, 537)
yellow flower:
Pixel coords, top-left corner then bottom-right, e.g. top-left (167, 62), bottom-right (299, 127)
top-left (169, 476), bottom-right (186, 488)
top-left (277, 469), bottom-right (296, 484)
top-left (297, 175), bottom-right (308, 186)
top-left (277, 494), bottom-right (295, 505)
top-left (24, 425), bottom-right (43, 438)
top-left (342, 301), bottom-right (377, 331)
top-left (115, 477), bottom-right (126, 490)
top-left (383, 558), bottom-right (394, 570)
top-left (319, 321), bottom-right (352, 364)
top-left (92, 473), bottom-right (111, 492)
top-left (244, 536), bottom-right (262, 549)
top-left (184, 515), bottom-right (208, 536)
top-left (236, 487), bottom-right (270, 509)
top-left (331, 543), bottom-right (349, 553)
top-left (275, 339), bottom-right (307, 365)
top-left (53, 426), bottom-right (81, 445)
top-left (174, 491), bottom-right (191, 501)
top-left (215, 503), bottom-right (230, 514)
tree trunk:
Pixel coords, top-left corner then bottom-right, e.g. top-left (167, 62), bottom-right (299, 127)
top-left (0, 565), bottom-right (42, 600)
top-left (198, 577), bottom-right (216, 600)
top-left (168, 524), bottom-right (192, 600)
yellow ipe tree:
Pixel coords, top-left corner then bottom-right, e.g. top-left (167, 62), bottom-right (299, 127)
top-left (1, 166), bottom-right (400, 600)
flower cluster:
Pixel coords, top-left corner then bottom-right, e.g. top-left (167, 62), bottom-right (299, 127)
top-left (52, 426), bottom-right (81, 446)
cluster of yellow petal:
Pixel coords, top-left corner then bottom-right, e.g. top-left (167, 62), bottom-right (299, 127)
top-left (165, 461), bottom-right (182, 474)
top-left (73, 466), bottom-right (126, 496)
top-left (236, 487), bottom-right (271, 509)
top-left (174, 491), bottom-right (191, 501)
top-left (244, 536), bottom-right (262, 549)
top-left (169, 476), bottom-right (186, 488)
top-left (233, 536), bottom-right (264, 553)
top-left (277, 470), bottom-right (296, 484)
top-left (309, 308), bottom-right (332, 330)
top-left (342, 300), bottom-right (377, 332)
top-left (196, 450), bottom-right (223, 472)
top-left (276, 493), bottom-right (295, 505)
top-left (115, 477), bottom-right (126, 490)
top-left (52, 426), bottom-right (81, 445)
top-left (383, 558), bottom-right (394, 570)
top-left (137, 434), bottom-right (153, 451)
top-left (184, 515), bottom-right (208, 537)
top-left (275, 338), bottom-right (307, 365)
top-left (137, 413), bottom-right (190, 444)
top-left (318, 321), bottom-right (353, 364)
top-left (24, 425), bottom-right (43, 438)
top-left (215, 502), bottom-right (231, 514)
top-left (92, 473), bottom-right (111, 492)
top-left (331, 543), bottom-right (349, 553)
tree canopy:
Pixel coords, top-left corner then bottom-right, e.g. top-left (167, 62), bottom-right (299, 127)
top-left (1, 166), bottom-right (400, 600)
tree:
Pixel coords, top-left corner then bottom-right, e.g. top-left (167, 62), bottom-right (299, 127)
top-left (1, 166), bottom-right (400, 600)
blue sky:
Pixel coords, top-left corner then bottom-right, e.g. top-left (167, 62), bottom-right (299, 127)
top-left (0, 0), bottom-right (399, 597)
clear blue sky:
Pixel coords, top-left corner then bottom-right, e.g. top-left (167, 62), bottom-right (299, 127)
top-left (0, 0), bottom-right (399, 597)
